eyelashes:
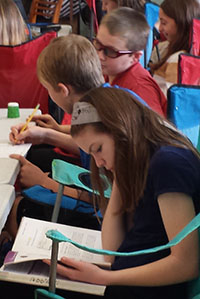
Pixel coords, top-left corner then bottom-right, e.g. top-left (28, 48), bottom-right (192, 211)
top-left (97, 145), bottom-right (102, 153)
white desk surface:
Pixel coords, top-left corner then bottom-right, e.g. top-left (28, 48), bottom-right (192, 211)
top-left (0, 109), bottom-right (41, 232)
top-left (0, 108), bottom-right (40, 143)
top-left (0, 108), bottom-right (41, 184)
top-left (0, 158), bottom-right (20, 185)
top-left (0, 184), bottom-right (15, 233)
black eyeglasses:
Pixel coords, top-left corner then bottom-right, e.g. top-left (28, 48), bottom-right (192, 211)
top-left (93, 38), bottom-right (133, 58)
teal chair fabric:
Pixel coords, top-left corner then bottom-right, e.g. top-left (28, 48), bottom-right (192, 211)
top-left (167, 84), bottom-right (200, 151)
top-left (52, 159), bottom-right (112, 198)
top-left (44, 213), bottom-right (200, 299)
top-left (35, 289), bottom-right (65, 299)
top-left (34, 154), bottom-right (200, 298)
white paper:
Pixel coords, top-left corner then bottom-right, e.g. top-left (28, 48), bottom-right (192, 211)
top-left (5, 217), bottom-right (107, 265)
top-left (0, 217), bottom-right (107, 296)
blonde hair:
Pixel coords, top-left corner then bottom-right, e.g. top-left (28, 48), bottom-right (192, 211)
top-left (0, 0), bottom-right (27, 45)
top-left (100, 7), bottom-right (149, 52)
top-left (37, 34), bottom-right (104, 93)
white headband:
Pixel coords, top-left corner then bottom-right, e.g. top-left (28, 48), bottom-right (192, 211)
top-left (71, 102), bottom-right (101, 125)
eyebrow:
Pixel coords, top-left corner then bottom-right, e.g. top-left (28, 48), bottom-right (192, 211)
top-left (96, 37), bottom-right (119, 51)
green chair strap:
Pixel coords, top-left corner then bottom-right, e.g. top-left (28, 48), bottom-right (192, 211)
top-left (46, 213), bottom-right (200, 257)
top-left (52, 159), bottom-right (112, 198)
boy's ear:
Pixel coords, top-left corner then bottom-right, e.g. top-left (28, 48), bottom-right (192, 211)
top-left (132, 51), bottom-right (143, 62)
top-left (57, 83), bottom-right (70, 97)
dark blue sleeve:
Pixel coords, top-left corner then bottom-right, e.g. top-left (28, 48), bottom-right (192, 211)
top-left (80, 148), bottom-right (90, 170)
top-left (150, 147), bottom-right (200, 198)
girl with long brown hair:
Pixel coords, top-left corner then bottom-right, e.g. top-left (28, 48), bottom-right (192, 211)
top-left (44, 86), bottom-right (200, 299)
top-left (150, 0), bottom-right (200, 96)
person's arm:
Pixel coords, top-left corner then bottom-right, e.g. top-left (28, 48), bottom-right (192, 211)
top-left (44, 192), bottom-right (199, 286)
top-left (102, 192), bottom-right (199, 287)
top-left (10, 125), bottom-right (80, 156)
top-left (32, 114), bottom-right (71, 134)
top-left (10, 154), bottom-right (91, 202)
top-left (101, 180), bottom-right (127, 263)
top-left (42, 128), bottom-right (79, 155)
top-left (38, 169), bottom-right (90, 202)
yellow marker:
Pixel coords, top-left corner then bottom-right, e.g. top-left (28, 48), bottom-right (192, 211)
top-left (20, 104), bottom-right (40, 133)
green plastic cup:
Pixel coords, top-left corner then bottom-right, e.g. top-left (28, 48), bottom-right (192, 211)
top-left (7, 102), bottom-right (20, 118)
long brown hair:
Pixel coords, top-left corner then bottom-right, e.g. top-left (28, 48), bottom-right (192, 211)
top-left (71, 87), bottom-right (200, 214)
top-left (153, 0), bottom-right (200, 70)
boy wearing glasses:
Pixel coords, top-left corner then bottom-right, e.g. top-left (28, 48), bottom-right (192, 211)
top-left (94, 7), bottom-right (167, 117)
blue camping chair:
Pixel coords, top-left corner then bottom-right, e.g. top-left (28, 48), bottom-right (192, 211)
top-left (167, 84), bottom-right (200, 152)
top-left (140, 1), bottom-right (160, 68)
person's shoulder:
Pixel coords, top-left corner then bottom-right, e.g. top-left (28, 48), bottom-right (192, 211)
top-left (167, 50), bottom-right (187, 63)
top-left (151, 146), bottom-right (199, 170)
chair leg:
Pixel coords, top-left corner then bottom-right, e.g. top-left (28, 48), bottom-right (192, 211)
top-left (51, 184), bottom-right (64, 223)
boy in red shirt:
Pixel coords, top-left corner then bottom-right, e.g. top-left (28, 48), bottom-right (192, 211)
top-left (94, 7), bottom-right (167, 117)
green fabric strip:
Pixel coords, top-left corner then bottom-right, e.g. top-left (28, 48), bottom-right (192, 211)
top-left (46, 213), bottom-right (200, 257)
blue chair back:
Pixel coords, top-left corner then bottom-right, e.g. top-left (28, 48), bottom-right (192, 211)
top-left (167, 84), bottom-right (200, 151)
top-left (140, 1), bottom-right (160, 68)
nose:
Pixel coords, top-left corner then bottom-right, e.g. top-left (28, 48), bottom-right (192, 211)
top-left (98, 49), bottom-right (106, 60)
top-left (159, 23), bottom-right (163, 33)
top-left (94, 156), bottom-right (105, 168)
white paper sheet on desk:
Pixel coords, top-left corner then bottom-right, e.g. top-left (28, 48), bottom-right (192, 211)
top-left (0, 143), bottom-right (31, 158)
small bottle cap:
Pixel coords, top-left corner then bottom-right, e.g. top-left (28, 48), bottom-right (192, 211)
top-left (8, 102), bottom-right (19, 107)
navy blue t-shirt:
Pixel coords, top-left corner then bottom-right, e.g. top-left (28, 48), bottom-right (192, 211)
top-left (112, 146), bottom-right (200, 270)
top-left (106, 146), bottom-right (200, 299)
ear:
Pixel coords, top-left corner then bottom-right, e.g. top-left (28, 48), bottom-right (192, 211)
top-left (132, 51), bottom-right (143, 62)
top-left (57, 83), bottom-right (70, 97)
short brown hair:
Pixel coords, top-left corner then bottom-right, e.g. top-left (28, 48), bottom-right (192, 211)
top-left (100, 7), bottom-right (149, 51)
top-left (37, 34), bottom-right (104, 93)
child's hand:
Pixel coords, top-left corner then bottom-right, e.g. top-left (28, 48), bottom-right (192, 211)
top-left (9, 123), bottom-right (27, 144)
top-left (9, 125), bottom-right (47, 145)
top-left (9, 154), bottom-right (48, 188)
top-left (31, 114), bottom-right (60, 131)
top-left (43, 257), bottom-right (110, 285)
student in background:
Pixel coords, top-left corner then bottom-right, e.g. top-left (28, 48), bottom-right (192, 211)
top-left (44, 86), bottom-right (200, 299)
top-left (150, 0), bottom-right (200, 96)
top-left (102, 0), bottom-right (146, 13)
top-left (94, 7), bottom-right (167, 117)
top-left (0, 0), bottom-right (28, 45)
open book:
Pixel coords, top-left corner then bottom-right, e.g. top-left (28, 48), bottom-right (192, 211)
top-left (0, 217), bottom-right (109, 296)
